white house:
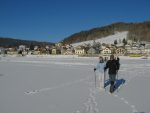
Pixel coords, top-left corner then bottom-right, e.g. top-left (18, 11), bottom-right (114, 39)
top-left (34, 46), bottom-right (39, 51)
top-left (75, 46), bottom-right (86, 55)
top-left (45, 45), bottom-right (50, 50)
top-left (19, 45), bottom-right (26, 51)
top-left (125, 44), bottom-right (131, 50)
top-left (101, 47), bottom-right (112, 55)
top-left (145, 44), bottom-right (150, 54)
top-left (127, 40), bottom-right (133, 45)
top-left (130, 47), bottom-right (141, 54)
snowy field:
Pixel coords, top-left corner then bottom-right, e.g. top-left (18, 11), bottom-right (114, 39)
top-left (71, 31), bottom-right (128, 47)
top-left (0, 55), bottom-right (150, 113)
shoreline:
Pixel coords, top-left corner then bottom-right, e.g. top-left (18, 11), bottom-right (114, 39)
top-left (0, 54), bottom-right (149, 60)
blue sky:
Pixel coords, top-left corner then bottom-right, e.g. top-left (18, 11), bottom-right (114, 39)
top-left (0, 0), bottom-right (150, 43)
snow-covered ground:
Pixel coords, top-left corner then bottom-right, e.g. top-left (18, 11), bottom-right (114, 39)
top-left (71, 31), bottom-right (128, 47)
top-left (0, 55), bottom-right (150, 113)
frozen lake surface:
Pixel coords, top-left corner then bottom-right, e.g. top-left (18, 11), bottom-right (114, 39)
top-left (0, 56), bottom-right (150, 113)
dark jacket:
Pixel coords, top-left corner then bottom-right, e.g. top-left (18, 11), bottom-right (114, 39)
top-left (105, 59), bottom-right (120, 74)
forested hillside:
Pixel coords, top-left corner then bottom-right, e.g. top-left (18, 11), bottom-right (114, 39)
top-left (0, 37), bottom-right (54, 48)
top-left (62, 21), bottom-right (150, 44)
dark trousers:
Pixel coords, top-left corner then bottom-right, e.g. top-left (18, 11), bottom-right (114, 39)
top-left (109, 74), bottom-right (116, 84)
top-left (109, 74), bottom-right (116, 93)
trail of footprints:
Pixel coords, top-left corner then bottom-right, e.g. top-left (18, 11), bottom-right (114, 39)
top-left (24, 77), bottom-right (91, 95)
top-left (75, 88), bottom-right (99, 113)
top-left (75, 75), bottom-right (139, 113)
top-left (24, 71), bottom-right (143, 113)
top-left (111, 94), bottom-right (138, 113)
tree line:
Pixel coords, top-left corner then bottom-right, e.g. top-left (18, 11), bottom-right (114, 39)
top-left (0, 37), bottom-right (54, 48)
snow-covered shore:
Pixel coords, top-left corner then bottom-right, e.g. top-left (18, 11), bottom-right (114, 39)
top-left (1, 54), bottom-right (149, 59)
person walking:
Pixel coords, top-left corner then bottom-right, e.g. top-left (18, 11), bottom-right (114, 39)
top-left (104, 54), bottom-right (120, 93)
top-left (94, 56), bottom-right (106, 90)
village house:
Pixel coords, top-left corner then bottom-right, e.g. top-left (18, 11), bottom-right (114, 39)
top-left (39, 47), bottom-right (47, 54)
top-left (18, 45), bottom-right (27, 55)
top-left (127, 40), bottom-right (133, 45)
top-left (145, 44), bottom-right (150, 55)
top-left (129, 46), bottom-right (141, 54)
top-left (110, 46), bottom-right (117, 54)
top-left (34, 46), bottom-right (39, 51)
top-left (44, 45), bottom-right (50, 54)
top-left (0, 47), bottom-right (3, 54)
top-left (52, 48), bottom-right (57, 54)
top-left (125, 44), bottom-right (131, 50)
top-left (139, 45), bottom-right (145, 54)
top-left (32, 51), bottom-right (40, 55)
top-left (87, 47), bottom-right (96, 55)
top-left (51, 47), bottom-right (61, 55)
top-left (64, 48), bottom-right (74, 55)
top-left (115, 47), bottom-right (126, 56)
top-left (75, 46), bottom-right (87, 55)
top-left (19, 45), bottom-right (26, 51)
top-left (0, 48), bottom-right (7, 55)
top-left (101, 47), bottom-right (112, 55)
top-left (61, 46), bottom-right (67, 55)
top-left (7, 47), bottom-right (17, 55)
top-left (125, 44), bottom-right (132, 54)
top-left (125, 43), bottom-right (141, 54)
top-left (55, 42), bottom-right (63, 47)
top-left (32, 46), bottom-right (40, 55)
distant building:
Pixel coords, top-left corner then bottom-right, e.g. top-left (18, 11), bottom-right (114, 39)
top-left (34, 46), bottom-right (39, 51)
top-left (87, 47), bottom-right (96, 55)
top-left (19, 45), bottom-right (26, 51)
top-left (145, 44), bottom-right (150, 54)
top-left (101, 47), bottom-right (112, 55)
top-left (128, 47), bottom-right (141, 54)
top-left (127, 40), bottom-right (133, 45)
top-left (64, 48), bottom-right (74, 55)
top-left (75, 46), bottom-right (86, 55)
top-left (52, 48), bottom-right (57, 54)
top-left (0, 47), bottom-right (4, 54)
top-left (61, 46), bottom-right (67, 55)
top-left (55, 42), bottom-right (63, 47)
top-left (115, 47), bottom-right (126, 56)
top-left (125, 44), bottom-right (131, 50)
top-left (45, 45), bottom-right (50, 50)
top-left (52, 47), bottom-right (61, 55)
top-left (33, 51), bottom-right (40, 55)
top-left (139, 45), bottom-right (145, 54)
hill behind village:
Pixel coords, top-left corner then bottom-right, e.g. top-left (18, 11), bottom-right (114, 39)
top-left (62, 21), bottom-right (150, 44)
top-left (0, 37), bottom-right (54, 48)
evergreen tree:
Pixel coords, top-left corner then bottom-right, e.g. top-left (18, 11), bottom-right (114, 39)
top-left (122, 38), bottom-right (127, 45)
top-left (114, 40), bottom-right (118, 45)
top-left (29, 43), bottom-right (34, 50)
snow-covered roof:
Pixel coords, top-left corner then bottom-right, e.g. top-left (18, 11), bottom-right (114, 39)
top-left (116, 43), bottom-right (124, 47)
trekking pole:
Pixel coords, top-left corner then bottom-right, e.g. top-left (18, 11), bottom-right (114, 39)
top-left (94, 71), bottom-right (96, 88)
top-left (116, 72), bottom-right (119, 92)
top-left (104, 71), bottom-right (106, 91)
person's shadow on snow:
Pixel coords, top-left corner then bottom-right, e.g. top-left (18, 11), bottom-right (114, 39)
top-left (114, 79), bottom-right (126, 91)
top-left (104, 78), bottom-right (126, 91)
